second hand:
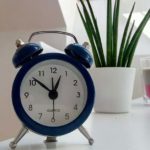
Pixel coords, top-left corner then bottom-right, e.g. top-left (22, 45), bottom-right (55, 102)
top-left (51, 77), bottom-right (55, 123)
top-left (50, 76), bottom-right (61, 123)
top-left (51, 99), bottom-right (55, 122)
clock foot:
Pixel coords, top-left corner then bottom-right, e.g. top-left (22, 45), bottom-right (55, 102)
top-left (9, 125), bottom-right (29, 149)
top-left (44, 137), bottom-right (57, 143)
top-left (9, 142), bottom-right (17, 149)
top-left (78, 125), bottom-right (94, 145)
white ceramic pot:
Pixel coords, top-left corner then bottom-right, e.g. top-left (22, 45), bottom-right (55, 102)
top-left (90, 67), bottom-right (136, 113)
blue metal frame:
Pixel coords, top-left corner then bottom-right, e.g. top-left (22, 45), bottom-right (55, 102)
top-left (65, 43), bottom-right (93, 68)
top-left (12, 43), bottom-right (43, 68)
top-left (12, 53), bottom-right (95, 136)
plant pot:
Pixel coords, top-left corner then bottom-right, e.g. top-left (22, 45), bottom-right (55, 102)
top-left (90, 67), bottom-right (136, 113)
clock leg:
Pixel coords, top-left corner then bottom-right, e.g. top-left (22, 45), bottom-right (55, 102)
top-left (78, 125), bottom-right (94, 145)
top-left (9, 125), bottom-right (29, 149)
top-left (44, 136), bottom-right (57, 143)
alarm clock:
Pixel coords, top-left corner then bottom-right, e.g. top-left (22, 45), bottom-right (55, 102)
top-left (10, 31), bottom-right (95, 149)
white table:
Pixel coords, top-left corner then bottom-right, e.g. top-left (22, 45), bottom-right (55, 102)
top-left (0, 98), bottom-right (150, 150)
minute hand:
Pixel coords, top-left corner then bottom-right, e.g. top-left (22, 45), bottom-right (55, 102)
top-left (32, 77), bottom-right (51, 92)
top-left (54, 75), bottom-right (61, 91)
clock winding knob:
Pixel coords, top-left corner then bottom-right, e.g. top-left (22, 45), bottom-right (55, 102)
top-left (82, 42), bottom-right (90, 49)
top-left (16, 39), bottom-right (25, 48)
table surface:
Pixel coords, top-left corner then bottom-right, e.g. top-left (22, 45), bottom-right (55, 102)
top-left (0, 98), bottom-right (150, 150)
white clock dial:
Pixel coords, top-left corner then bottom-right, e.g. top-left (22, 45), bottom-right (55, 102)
top-left (20, 60), bottom-right (87, 127)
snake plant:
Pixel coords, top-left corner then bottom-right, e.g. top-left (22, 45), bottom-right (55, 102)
top-left (77, 0), bottom-right (150, 67)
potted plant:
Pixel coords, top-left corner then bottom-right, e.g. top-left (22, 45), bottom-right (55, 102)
top-left (77, 0), bottom-right (150, 113)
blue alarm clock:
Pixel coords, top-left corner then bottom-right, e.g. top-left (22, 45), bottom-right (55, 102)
top-left (10, 31), bottom-right (95, 149)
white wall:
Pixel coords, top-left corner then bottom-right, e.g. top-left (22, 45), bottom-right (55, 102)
top-left (58, 0), bottom-right (78, 44)
top-left (59, 0), bottom-right (77, 32)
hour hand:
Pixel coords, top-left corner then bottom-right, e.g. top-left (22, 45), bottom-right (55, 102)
top-left (32, 77), bottom-right (50, 92)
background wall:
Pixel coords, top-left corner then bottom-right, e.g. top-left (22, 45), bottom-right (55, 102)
top-left (0, 0), bottom-right (67, 141)
top-left (59, 0), bottom-right (77, 32)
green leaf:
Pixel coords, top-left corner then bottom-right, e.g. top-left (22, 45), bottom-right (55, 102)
top-left (77, 4), bottom-right (101, 67)
top-left (126, 9), bottom-right (150, 67)
top-left (80, 0), bottom-right (105, 66)
top-left (79, 1), bottom-right (102, 66)
top-left (112, 0), bottom-right (120, 66)
top-left (86, 0), bottom-right (106, 66)
top-left (121, 21), bottom-right (135, 67)
top-left (77, 0), bottom-right (149, 68)
top-left (107, 0), bottom-right (113, 66)
top-left (126, 39), bottom-right (138, 67)
top-left (117, 2), bottom-right (135, 66)
top-left (84, 11), bottom-right (102, 67)
top-left (123, 21), bottom-right (135, 56)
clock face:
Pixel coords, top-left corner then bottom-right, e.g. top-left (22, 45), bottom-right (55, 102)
top-left (20, 59), bottom-right (87, 127)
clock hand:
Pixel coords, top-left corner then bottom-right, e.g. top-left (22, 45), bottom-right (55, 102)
top-left (51, 99), bottom-right (55, 122)
top-left (48, 77), bottom-right (58, 100)
top-left (33, 77), bottom-right (57, 121)
top-left (52, 77), bottom-right (54, 90)
top-left (50, 77), bottom-right (58, 123)
top-left (32, 77), bottom-right (51, 92)
top-left (54, 75), bottom-right (61, 91)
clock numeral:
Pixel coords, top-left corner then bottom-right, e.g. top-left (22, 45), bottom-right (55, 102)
top-left (28, 105), bottom-right (33, 111)
top-left (38, 113), bottom-right (42, 120)
top-left (38, 71), bottom-right (45, 77)
top-left (65, 113), bottom-right (70, 120)
top-left (50, 67), bottom-right (57, 74)
top-left (73, 80), bottom-right (78, 86)
top-left (29, 80), bottom-right (36, 86)
top-left (74, 104), bottom-right (78, 110)
top-left (24, 92), bottom-right (29, 98)
top-left (51, 118), bottom-right (55, 123)
top-left (76, 92), bottom-right (80, 98)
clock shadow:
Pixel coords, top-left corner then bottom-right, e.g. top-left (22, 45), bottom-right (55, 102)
top-left (12, 142), bottom-right (90, 150)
